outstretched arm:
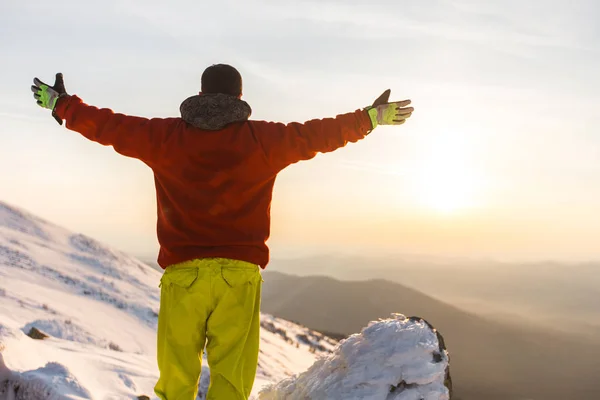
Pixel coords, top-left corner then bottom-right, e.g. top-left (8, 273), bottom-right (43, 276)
top-left (31, 73), bottom-right (180, 165)
top-left (254, 90), bottom-right (413, 171)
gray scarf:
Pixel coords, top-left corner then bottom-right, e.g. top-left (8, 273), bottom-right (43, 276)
top-left (179, 93), bottom-right (252, 130)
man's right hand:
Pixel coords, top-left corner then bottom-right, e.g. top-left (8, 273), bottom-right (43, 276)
top-left (367, 90), bottom-right (413, 129)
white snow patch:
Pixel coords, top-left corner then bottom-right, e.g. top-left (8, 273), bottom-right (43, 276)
top-left (0, 353), bottom-right (90, 400)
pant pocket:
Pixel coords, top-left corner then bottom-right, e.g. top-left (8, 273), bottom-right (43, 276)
top-left (160, 267), bottom-right (199, 289)
top-left (221, 267), bottom-right (260, 288)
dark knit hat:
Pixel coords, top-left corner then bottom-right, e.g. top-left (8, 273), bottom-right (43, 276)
top-left (201, 64), bottom-right (243, 97)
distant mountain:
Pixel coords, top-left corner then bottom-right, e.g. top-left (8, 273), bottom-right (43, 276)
top-left (267, 254), bottom-right (600, 334)
top-left (262, 270), bottom-right (600, 400)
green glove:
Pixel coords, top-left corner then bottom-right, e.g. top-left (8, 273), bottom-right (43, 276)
top-left (31, 73), bottom-right (68, 125)
top-left (366, 89), bottom-right (413, 129)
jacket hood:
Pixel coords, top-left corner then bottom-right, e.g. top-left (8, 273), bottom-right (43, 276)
top-left (179, 93), bottom-right (252, 130)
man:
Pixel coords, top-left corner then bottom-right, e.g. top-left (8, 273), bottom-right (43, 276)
top-left (31, 65), bottom-right (413, 400)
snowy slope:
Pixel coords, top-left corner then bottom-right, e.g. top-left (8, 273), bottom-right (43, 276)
top-left (0, 201), bottom-right (335, 399)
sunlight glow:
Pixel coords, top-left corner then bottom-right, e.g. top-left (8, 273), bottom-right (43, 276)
top-left (410, 134), bottom-right (483, 215)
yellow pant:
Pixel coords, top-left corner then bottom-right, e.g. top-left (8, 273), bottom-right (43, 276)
top-left (154, 258), bottom-right (262, 400)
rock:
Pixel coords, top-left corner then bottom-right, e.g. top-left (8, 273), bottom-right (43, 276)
top-left (259, 314), bottom-right (452, 400)
top-left (26, 327), bottom-right (49, 340)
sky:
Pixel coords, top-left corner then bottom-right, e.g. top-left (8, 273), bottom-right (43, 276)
top-left (1, 0), bottom-right (600, 263)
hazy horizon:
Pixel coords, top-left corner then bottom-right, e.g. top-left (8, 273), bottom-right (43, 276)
top-left (3, 0), bottom-right (600, 263)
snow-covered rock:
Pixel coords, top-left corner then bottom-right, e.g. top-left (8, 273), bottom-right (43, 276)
top-left (259, 314), bottom-right (451, 400)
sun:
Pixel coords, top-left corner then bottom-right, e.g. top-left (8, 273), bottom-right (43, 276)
top-left (410, 135), bottom-right (482, 215)
top-left (415, 168), bottom-right (478, 214)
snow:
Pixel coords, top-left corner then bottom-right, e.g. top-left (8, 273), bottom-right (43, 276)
top-left (0, 201), bottom-right (334, 399)
top-left (21, 319), bottom-right (107, 348)
top-left (258, 315), bottom-right (450, 400)
top-left (0, 200), bottom-right (450, 399)
top-left (0, 352), bottom-right (91, 400)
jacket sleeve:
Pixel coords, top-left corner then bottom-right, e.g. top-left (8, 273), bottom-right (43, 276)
top-left (53, 95), bottom-right (181, 165)
top-left (252, 109), bottom-right (374, 172)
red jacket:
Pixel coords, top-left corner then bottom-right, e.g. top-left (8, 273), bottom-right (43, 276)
top-left (54, 94), bottom-right (374, 268)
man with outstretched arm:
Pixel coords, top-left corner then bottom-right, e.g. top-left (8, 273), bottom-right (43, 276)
top-left (30, 65), bottom-right (413, 400)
